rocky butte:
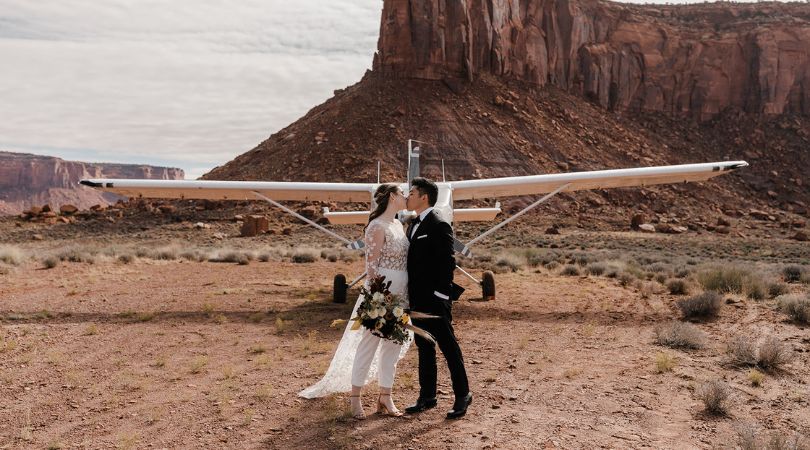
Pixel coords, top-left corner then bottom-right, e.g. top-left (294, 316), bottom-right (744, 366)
top-left (0, 151), bottom-right (184, 215)
top-left (375, 0), bottom-right (810, 120)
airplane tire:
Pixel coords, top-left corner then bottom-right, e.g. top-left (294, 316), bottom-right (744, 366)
top-left (333, 274), bottom-right (348, 304)
top-left (481, 271), bottom-right (495, 301)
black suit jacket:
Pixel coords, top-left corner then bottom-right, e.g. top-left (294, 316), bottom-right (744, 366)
top-left (407, 210), bottom-right (456, 316)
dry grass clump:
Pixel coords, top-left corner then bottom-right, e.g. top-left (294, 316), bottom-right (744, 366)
top-left (42, 257), bottom-right (59, 269)
top-left (57, 247), bottom-right (97, 264)
top-left (757, 336), bottom-right (793, 370)
top-left (782, 265), bottom-right (806, 284)
top-left (0, 245), bottom-right (25, 266)
top-left (560, 265), bottom-right (580, 276)
top-left (653, 321), bottom-right (706, 349)
top-left (495, 253), bottom-right (525, 272)
top-left (768, 282), bottom-right (790, 299)
top-left (291, 247), bottom-right (320, 264)
top-left (696, 265), bottom-right (767, 300)
top-left (747, 369), bottom-right (765, 387)
top-left (666, 279), bottom-right (689, 295)
top-left (778, 294), bottom-right (810, 324)
top-left (179, 249), bottom-right (209, 262)
top-left (654, 352), bottom-right (676, 373)
top-left (677, 291), bottom-right (723, 319)
top-left (696, 379), bottom-right (731, 415)
top-left (585, 262), bottom-right (606, 276)
top-left (117, 253), bottom-right (136, 264)
top-left (728, 334), bottom-right (793, 371)
top-left (736, 424), bottom-right (809, 450)
top-left (618, 272), bottom-right (635, 287)
top-left (727, 334), bottom-right (759, 366)
top-left (210, 249), bottom-right (254, 264)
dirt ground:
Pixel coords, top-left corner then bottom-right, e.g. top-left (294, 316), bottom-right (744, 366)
top-left (0, 228), bottom-right (808, 449)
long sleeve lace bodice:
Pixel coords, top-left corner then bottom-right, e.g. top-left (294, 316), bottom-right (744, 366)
top-left (364, 218), bottom-right (409, 279)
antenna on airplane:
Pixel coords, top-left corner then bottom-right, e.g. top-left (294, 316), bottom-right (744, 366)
top-left (441, 159), bottom-right (446, 182)
top-left (377, 161), bottom-right (381, 184)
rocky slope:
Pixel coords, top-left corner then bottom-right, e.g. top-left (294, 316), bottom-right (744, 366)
top-left (0, 152), bottom-right (184, 215)
top-left (375, 0), bottom-right (810, 120)
top-left (204, 0), bottom-right (809, 226)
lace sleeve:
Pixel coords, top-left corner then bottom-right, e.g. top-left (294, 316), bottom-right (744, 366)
top-left (364, 221), bottom-right (386, 280)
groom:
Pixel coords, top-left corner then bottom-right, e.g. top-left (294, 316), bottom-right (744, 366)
top-left (404, 177), bottom-right (472, 419)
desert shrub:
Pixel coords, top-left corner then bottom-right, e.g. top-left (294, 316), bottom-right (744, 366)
top-left (258, 253), bottom-right (272, 262)
top-left (674, 267), bottom-right (691, 279)
top-left (153, 246), bottom-right (179, 261)
top-left (618, 272), bottom-right (634, 287)
top-left (778, 294), bottom-right (810, 324)
top-left (768, 282), bottom-right (790, 299)
top-left (677, 291), bottom-right (723, 319)
top-left (653, 321), bottom-right (706, 349)
top-left (321, 249), bottom-right (340, 263)
top-left (118, 254), bottom-right (135, 264)
top-left (180, 249), bottom-right (208, 262)
top-left (727, 334), bottom-right (759, 366)
top-left (783, 265), bottom-right (806, 283)
top-left (766, 432), bottom-right (809, 450)
top-left (757, 336), bottom-right (793, 371)
top-left (648, 262), bottom-right (671, 274)
top-left (291, 248), bottom-right (319, 264)
top-left (735, 423), bottom-right (759, 450)
top-left (42, 257), bottom-right (59, 269)
top-left (585, 262), bottom-right (606, 276)
top-left (57, 247), bottom-right (96, 264)
top-left (697, 265), bottom-right (767, 300)
top-left (495, 253), bottom-right (524, 272)
top-left (560, 265), bottom-right (580, 276)
top-left (0, 245), bottom-right (25, 266)
top-left (135, 247), bottom-right (153, 258)
top-left (667, 279), bottom-right (689, 295)
top-left (655, 273), bottom-right (668, 284)
top-left (543, 260), bottom-right (560, 270)
top-left (568, 253), bottom-right (592, 266)
top-left (696, 380), bottom-right (731, 415)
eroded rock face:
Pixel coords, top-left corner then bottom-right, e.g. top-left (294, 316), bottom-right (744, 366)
top-left (0, 151), bottom-right (184, 215)
top-left (374, 0), bottom-right (810, 119)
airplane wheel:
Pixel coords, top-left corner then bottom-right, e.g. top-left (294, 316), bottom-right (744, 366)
top-left (481, 271), bottom-right (495, 301)
top-left (333, 274), bottom-right (348, 304)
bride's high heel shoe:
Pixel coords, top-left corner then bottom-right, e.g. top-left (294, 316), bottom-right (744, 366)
top-left (377, 394), bottom-right (403, 417)
top-left (349, 395), bottom-right (366, 420)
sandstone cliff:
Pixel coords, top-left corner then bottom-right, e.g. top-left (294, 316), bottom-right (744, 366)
top-left (374, 0), bottom-right (810, 120)
top-left (0, 152), bottom-right (184, 215)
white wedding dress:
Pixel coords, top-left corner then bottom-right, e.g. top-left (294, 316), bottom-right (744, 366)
top-left (299, 217), bottom-right (412, 398)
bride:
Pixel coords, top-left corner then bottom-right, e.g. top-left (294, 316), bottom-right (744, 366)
top-left (299, 183), bottom-right (411, 419)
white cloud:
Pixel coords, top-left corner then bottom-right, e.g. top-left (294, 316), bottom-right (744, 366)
top-left (0, 0), bottom-right (381, 178)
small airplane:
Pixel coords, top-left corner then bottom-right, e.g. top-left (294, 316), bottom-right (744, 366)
top-left (80, 140), bottom-right (748, 302)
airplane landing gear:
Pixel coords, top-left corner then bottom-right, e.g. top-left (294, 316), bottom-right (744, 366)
top-left (333, 274), bottom-right (348, 303)
top-left (481, 271), bottom-right (495, 301)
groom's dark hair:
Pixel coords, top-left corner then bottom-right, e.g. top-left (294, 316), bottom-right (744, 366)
top-left (411, 177), bottom-right (438, 206)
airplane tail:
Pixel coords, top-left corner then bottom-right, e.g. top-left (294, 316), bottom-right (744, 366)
top-left (407, 139), bottom-right (420, 187)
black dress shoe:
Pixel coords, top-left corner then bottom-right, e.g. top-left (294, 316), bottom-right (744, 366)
top-left (446, 393), bottom-right (472, 419)
top-left (404, 397), bottom-right (437, 414)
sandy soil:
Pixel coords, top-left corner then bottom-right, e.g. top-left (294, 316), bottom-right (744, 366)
top-left (0, 234), bottom-right (808, 449)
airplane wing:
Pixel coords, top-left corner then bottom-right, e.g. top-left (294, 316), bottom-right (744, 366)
top-left (79, 179), bottom-right (376, 203)
top-left (448, 161), bottom-right (748, 200)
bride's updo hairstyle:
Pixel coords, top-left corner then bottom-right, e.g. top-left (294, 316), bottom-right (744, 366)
top-left (366, 183), bottom-right (401, 229)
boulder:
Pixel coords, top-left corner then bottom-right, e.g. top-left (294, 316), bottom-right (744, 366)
top-left (630, 214), bottom-right (646, 230)
top-left (240, 215), bottom-right (269, 237)
top-left (793, 231), bottom-right (809, 242)
top-left (60, 204), bottom-right (79, 215)
top-left (638, 224), bottom-right (656, 233)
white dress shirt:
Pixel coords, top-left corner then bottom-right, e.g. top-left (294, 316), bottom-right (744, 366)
top-left (410, 206), bottom-right (433, 239)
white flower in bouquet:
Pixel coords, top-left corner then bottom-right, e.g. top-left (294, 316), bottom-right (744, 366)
top-left (392, 306), bottom-right (404, 318)
top-left (372, 292), bottom-right (385, 303)
top-left (367, 308), bottom-right (379, 319)
top-left (377, 307), bottom-right (387, 318)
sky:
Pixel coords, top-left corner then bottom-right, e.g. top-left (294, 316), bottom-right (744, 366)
top-left (0, 0), bottom-right (762, 179)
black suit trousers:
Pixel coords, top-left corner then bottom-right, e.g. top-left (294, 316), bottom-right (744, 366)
top-left (412, 305), bottom-right (469, 401)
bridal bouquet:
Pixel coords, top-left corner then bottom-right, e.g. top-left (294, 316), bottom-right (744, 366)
top-left (351, 276), bottom-right (436, 345)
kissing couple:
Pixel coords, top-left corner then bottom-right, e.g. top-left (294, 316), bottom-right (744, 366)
top-left (299, 178), bottom-right (472, 420)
